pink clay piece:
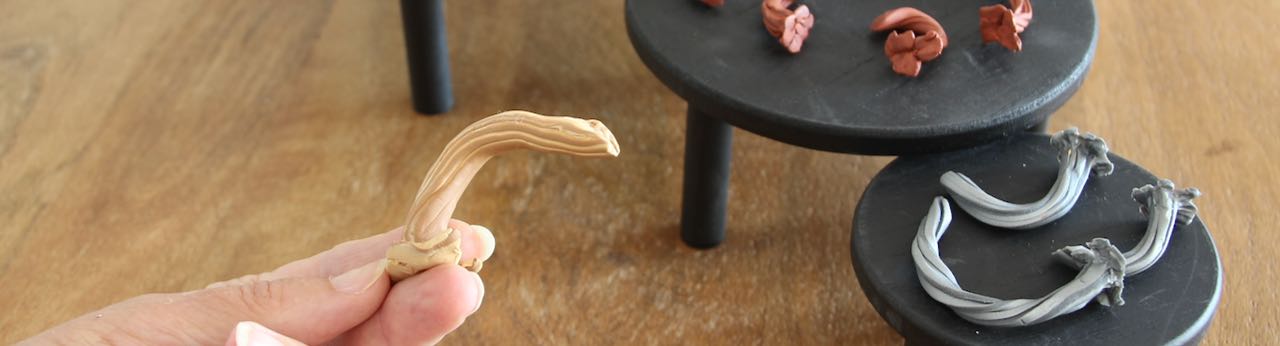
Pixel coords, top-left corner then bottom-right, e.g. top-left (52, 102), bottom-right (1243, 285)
top-left (762, 0), bottom-right (814, 54)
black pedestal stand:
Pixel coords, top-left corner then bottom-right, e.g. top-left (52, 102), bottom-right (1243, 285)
top-left (852, 134), bottom-right (1221, 345)
top-left (626, 0), bottom-right (1097, 248)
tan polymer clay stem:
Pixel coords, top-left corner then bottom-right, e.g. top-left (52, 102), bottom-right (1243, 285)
top-left (385, 110), bottom-right (621, 281)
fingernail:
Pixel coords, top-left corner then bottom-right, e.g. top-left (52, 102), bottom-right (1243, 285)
top-left (330, 260), bottom-right (386, 294)
top-left (472, 225), bottom-right (496, 261)
top-left (234, 321), bottom-right (295, 346)
top-left (470, 272), bottom-right (485, 314)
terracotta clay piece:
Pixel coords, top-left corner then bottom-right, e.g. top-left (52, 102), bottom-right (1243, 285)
top-left (870, 7), bottom-right (947, 77)
top-left (913, 180), bottom-right (1202, 327)
top-left (761, 0), bottom-right (814, 54)
top-left (700, 0), bottom-right (724, 8)
top-left (385, 110), bottom-right (621, 281)
top-left (940, 128), bottom-right (1112, 229)
top-left (980, 0), bottom-right (1034, 52)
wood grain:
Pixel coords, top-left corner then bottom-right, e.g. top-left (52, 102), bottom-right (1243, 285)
top-left (0, 0), bottom-right (1275, 344)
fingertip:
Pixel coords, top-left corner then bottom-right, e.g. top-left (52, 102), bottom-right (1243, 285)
top-left (229, 321), bottom-right (306, 346)
top-left (379, 265), bottom-right (483, 343)
top-left (471, 225), bottom-right (496, 261)
top-left (454, 222), bottom-right (496, 263)
top-left (337, 264), bottom-right (484, 345)
top-left (463, 270), bottom-right (486, 316)
top-left (408, 265), bottom-right (482, 320)
top-left (467, 270), bottom-right (485, 314)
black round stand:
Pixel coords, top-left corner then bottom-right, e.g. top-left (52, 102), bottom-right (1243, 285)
top-left (851, 134), bottom-right (1222, 345)
top-left (626, 0), bottom-right (1098, 247)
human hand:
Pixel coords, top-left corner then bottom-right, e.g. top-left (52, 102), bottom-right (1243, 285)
top-left (21, 220), bottom-right (496, 345)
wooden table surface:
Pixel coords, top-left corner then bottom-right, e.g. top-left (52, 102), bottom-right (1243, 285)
top-left (1, 0), bottom-right (1274, 344)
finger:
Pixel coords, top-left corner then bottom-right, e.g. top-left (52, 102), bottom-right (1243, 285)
top-left (241, 227), bottom-right (405, 282)
top-left (226, 321), bottom-right (306, 346)
top-left (333, 265), bottom-right (484, 345)
top-left (217, 220), bottom-right (494, 286)
top-left (448, 219), bottom-right (496, 263)
top-left (37, 260), bottom-right (392, 345)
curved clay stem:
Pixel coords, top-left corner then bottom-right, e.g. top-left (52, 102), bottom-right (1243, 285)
top-left (918, 179), bottom-right (1203, 326)
top-left (1122, 180), bottom-right (1199, 275)
top-left (980, 0), bottom-right (1034, 52)
top-left (1054, 179), bottom-right (1201, 276)
top-left (913, 197), bottom-right (1127, 327)
top-left (761, 0), bottom-right (814, 54)
top-left (870, 7), bottom-right (948, 77)
top-left (941, 128), bottom-right (1112, 229)
top-left (870, 8), bottom-right (948, 47)
top-left (385, 110), bottom-right (620, 281)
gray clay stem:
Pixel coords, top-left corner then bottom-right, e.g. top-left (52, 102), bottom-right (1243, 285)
top-left (941, 128), bottom-right (1113, 230)
top-left (911, 197), bottom-right (1125, 327)
top-left (1054, 179), bottom-right (1201, 276)
top-left (914, 179), bottom-right (1201, 327)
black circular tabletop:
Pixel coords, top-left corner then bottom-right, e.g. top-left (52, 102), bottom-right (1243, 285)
top-left (851, 134), bottom-right (1221, 345)
top-left (626, 0), bottom-right (1097, 155)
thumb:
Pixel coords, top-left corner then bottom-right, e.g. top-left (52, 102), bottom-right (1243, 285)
top-left (42, 260), bottom-right (392, 345)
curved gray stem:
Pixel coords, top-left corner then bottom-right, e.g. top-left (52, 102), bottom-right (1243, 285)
top-left (912, 197), bottom-right (1126, 327)
top-left (941, 128), bottom-right (1113, 229)
top-left (1054, 179), bottom-right (1201, 276)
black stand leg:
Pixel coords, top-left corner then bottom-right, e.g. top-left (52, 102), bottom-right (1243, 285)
top-left (681, 107), bottom-right (733, 249)
top-left (399, 0), bottom-right (453, 115)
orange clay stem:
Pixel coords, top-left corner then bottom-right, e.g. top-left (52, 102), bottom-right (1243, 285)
top-left (870, 7), bottom-right (948, 47)
top-left (1010, 0), bottom-right (1033, 29)
top-left (980, 0), bottom-right (1034, 52)
top-left (870, 7), bottom-right (948, 77)
top-left (761, 0), bottom-right (814, 54)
